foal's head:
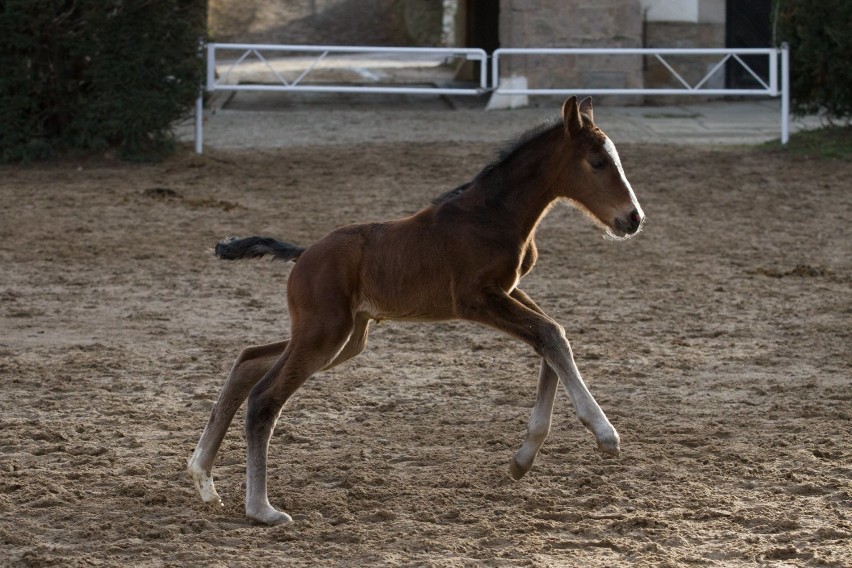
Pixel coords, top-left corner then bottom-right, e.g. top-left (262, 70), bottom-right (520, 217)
top-left (557, 97), bottom-right (645, 239)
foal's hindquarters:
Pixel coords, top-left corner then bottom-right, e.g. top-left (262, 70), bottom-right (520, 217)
top-left (189, 234), bottom-right (375, 525)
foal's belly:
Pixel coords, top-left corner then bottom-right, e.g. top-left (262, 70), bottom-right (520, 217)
top-left (356, 295), bottom-right (455, 323)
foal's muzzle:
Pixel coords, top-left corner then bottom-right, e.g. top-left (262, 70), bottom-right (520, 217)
top-left (613, 208), bottom-right (644, 237)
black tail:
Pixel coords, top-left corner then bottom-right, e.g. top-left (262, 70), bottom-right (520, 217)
top-left (214, 237), bottom-right (306, 262)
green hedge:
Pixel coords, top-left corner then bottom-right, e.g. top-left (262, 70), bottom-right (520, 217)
top-left (776, 0), bottom-right (852, 121)
top-left (0, 0), bottom-right (205, 162)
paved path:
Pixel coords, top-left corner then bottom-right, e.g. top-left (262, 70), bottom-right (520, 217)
top-left (177, 94), bottom-right (822, 150)
top-left (595, 100), bottom-right (820, 145)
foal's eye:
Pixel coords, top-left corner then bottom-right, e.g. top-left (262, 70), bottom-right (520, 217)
top-left (589, 159), bottom-right (606, 170)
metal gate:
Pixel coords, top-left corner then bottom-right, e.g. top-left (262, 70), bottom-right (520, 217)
top-left (193, 43), bottom-right (790, 153)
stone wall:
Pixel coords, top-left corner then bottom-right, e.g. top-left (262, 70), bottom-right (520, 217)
top-left (208, 0), bottom-right (440, 46)
top-left (497, 0), bottom-right (644, 104)
top-left (643, 21), bottom-right (725, 102)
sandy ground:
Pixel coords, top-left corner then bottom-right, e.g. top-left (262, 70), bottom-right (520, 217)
top-left (1, 123), bottom-right (850, 566)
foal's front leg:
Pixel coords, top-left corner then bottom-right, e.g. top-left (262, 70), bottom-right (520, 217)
top-left (510, 360), bottom-right (558, 479)
top-left (550, 339), bottom-right (620, 456)
top-left (460, 289), bottom-right (620, 457)
top-left (508, 289), bottom-right (559, 479)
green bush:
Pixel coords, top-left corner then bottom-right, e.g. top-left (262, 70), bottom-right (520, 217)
top-left (0, 0), bottom-right (205, 162)
top-left (776, 0), bottom-right (852, 122)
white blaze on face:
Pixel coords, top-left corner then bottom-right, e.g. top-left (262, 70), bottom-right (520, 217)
top-left (603, 136), bottom-right (644, 218)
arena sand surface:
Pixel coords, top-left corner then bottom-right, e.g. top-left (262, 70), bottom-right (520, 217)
top-left (0, 131), bottom-right (850, 566)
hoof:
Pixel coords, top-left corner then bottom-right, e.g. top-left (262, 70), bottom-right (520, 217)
top-left (247, 507), bottom-right (293, 526)
top-left (188, 463), bottom-right (223, 506)
top-left (597, 432), bottom-right (621, 457)
top-left (508, 457), bottom-right (530, 480)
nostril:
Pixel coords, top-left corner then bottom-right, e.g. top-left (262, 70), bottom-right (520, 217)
top-left (628, 209), bottom-right (641, 232)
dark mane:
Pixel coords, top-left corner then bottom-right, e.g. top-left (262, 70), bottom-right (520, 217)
top-left (432, 116), bottom-right (563, 205)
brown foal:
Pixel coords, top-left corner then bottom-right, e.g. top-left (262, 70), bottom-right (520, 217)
top-left (188, 96), bottom-right (645, 525)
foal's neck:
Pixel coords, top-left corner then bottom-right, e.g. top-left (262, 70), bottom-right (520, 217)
top-left (476, 128), bottom-right (566, 242)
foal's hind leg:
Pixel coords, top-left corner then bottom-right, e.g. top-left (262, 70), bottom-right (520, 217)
top-left (244, 316), bottom-right (356, 525)
top-left (322, 312), bottom-right (371, 371)
top-left (188, 341), bottom-right (287, 505)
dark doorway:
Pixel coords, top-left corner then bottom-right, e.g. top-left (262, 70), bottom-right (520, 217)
top-left (466, 0), bottom-right (499, 53)
top-left (726, 0), bottom-right (772, 89)
top-left (464, 0), bottom-right (499, 84)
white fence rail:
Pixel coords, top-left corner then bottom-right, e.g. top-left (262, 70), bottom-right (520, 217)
top-left (194, 43), bottom-right (790, 153)
top-left (491, 47), bottom-right (783, 96)
top-left (490, 45), bottom-right (790, 145)
top-left (207, 43), bottom-right (488, 95)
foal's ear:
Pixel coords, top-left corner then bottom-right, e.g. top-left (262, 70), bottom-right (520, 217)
top-left (579, 96), bottom-right (594, 122)
top-left (561, 96), bottom-right (583, 137)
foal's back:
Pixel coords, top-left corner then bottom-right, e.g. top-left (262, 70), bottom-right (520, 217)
top-left (289, 202), bottom-right (475, 323)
